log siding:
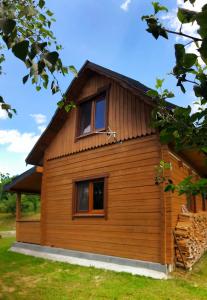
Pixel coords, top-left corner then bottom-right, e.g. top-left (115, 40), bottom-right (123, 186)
top-left (41, 135), bottom-right (163, 263)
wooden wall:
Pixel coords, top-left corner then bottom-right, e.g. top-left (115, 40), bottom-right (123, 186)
top-left (164, 150), bottom-right (204, 264)
top-left (46, 73), bottom-right (154, 161)
top-left (169, 151), bottom-right (203, 227)
top-left (16, 221), bottom-right (41, 245)
top-left (41, 135), bottom-right (164, 264)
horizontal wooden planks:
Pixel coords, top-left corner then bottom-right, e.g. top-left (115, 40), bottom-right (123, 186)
top-left (16, 221), bottom-right (40, 245)
top-left (41, 136), bottom-right (163, 263)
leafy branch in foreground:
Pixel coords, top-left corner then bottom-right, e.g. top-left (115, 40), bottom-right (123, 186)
top-left (149, 77), bottom-right (207, 198)
top-left (142, 1), bottom-right (207, 199)
top-left (155, 160), bottom-right (207, 198)
top-left (0, 0), bottom-right (78, 117)
top-left (141, 0), bottom-right (207, 159)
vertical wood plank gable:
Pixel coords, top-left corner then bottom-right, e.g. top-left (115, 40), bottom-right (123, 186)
top-left (46, 74), bottom-right (154, 160)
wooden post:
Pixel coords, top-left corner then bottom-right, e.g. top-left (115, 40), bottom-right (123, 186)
top-left (16, 192), bottom-right (21, 221)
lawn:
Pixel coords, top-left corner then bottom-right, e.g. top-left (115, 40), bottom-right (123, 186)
top-left (0, 214), bottom-right (16, 231)
top-left (1, 238), bottom-right (207, 299)
top-left (0, 213), bottom-right (40, 232)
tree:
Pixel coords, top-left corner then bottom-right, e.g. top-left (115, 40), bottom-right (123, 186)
top-left (0, 172), bottom-right (11, 200)
top-left (142, 1), bottom-right (207, 196)
top-left (0, 172), bottom-right (40, 215)
top-left (0, 0), bottom-right (77, 117)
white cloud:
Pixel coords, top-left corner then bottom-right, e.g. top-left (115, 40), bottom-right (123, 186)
top-left (38, 125), bottom-right (46, 133)
top-left (162, 0), bottom-right (205, 35)
top-left (0, 129), bottom-right (40, 153)
top-left (191, 100), bottom-right (207, 114)
top-left (0, 106), bottom-right (8, 120)
top-left (30, 113), bottom-right (47, 124)
top-left (120, 0), bottom-right (131, 11)
top-left (0, 152), bottom-right (30, 176)
top-left (161, 1), bottom-right (205, 64)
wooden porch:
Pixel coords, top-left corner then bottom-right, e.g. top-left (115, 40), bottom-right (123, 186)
top-left (4, 166), bottom-right (43, 245)
top-left (16, 220), bottom-right (41, 244)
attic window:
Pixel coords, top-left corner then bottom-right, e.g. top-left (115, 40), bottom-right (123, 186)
top-left (77, 93), bottom-right (106, 137)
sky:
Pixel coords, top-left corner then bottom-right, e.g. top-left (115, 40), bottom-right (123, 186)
top-left (0, 0), bottom-right (204, 176)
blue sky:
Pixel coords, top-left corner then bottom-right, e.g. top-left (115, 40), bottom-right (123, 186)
top-left (0, 0), bottom-right (199, 175)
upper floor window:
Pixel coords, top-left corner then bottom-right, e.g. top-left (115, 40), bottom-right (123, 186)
top-left (77, 93), bottom-right (106, 137)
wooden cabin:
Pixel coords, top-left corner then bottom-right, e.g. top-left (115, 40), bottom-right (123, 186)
top-left (5, 61), bottom-right (207, 277)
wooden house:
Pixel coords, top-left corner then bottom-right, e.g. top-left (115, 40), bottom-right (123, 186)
top-left (5, 61), bottom-right (207, 278)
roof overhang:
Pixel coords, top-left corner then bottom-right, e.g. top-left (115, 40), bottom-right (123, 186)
top-left (3, 166), bottom-right (43, 194)
top-left (180, 149), bottom-right (207, 177)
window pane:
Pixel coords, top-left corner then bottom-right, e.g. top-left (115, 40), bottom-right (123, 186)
top-left (95, 96), bottom-right (106, 129)
top-left (77, 181), bottom-right (89, 211)
top-left (79, 101), bottom-right (92, 135)
top-left (202, 193), bottom-right (207, 211)
top-left (93, 181), bottom-right (104, 210)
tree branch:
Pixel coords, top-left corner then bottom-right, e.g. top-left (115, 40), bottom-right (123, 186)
top-left (165, 28), bottom-right (202, 42)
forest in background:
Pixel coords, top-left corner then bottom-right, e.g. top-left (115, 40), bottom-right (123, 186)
top-left (0, 173), bottom-right (40, 216)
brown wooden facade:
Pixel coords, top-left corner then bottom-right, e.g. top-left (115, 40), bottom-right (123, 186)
top-left (45, 73), bottom-right (154, 161)
top-left (8, 61), bottom-right (207, 269)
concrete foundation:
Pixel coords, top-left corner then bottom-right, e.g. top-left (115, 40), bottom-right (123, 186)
top-left (10, 242), bottom-right (169, 279)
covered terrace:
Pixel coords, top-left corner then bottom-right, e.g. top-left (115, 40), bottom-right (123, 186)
top-left (4, 166), bottom-right (43, 245)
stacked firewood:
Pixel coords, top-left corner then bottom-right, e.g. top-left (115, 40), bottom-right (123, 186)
top-left (174, 212), bottom-right (207, 269)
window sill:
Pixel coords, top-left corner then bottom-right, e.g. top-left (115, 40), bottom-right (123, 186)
top-left (72, 213), bottom-right (105, 218)
top-left (75, 128), bottom-right (106, 141)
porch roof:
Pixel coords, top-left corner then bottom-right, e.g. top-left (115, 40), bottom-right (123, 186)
top-left (4, 166), bottom-right (43, 194)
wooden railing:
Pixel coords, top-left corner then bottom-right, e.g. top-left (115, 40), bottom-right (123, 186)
top-left (16, 220), bottom-right (41, 245)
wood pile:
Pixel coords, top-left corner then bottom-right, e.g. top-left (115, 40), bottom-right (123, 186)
top-left (174, 212), bottom-right (207, 269)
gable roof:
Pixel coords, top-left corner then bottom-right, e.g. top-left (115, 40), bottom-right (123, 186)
top-left (26, 60), bottom-right (156, 166)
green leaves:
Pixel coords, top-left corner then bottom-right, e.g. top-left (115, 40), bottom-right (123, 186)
top-left (196, 5), bottom-right (207, 38)
top-left (174, 44), bottom-right (198, 93)
top-left (0, 19), bottom-right (16, 35)
top-left (142, 1), bottom-right (207, 198)
top-left (183, 53), bottom-right (197, 68)
top-left (38, 0), bottom-right (46, 9)
top-left (44, 51), bottom-right (59, 65)
top-left (155, 78), bottom-right (164, 89)
top-left (175, 44), bottom-right (185, 65)
top-left (146, 20), bottom-right (168, 39)
top-left (0, 0), bottom-right (78, 118)
top-left (164, 184), bottom-right (175, 192)
top-left (159, 129), bottom-right (173, 144)
top-left (69, 65), bottom-right (78, 77)
top-left (152, 2), bottom-right (168, 14)
top-left (177, 8), bottom-right (197, 24)
top-left (22, 74), bottom-right (29, 84)
top-left (201, 147), bottom-right (207, 154)
top-left (147, 89), bottom-right (159, 98)
top-left (0, 96), bottom-right (16, 118)
top-left (198, 38), bottom-right (207, 64)
top-left (12, 40), bottom-right (29, 61)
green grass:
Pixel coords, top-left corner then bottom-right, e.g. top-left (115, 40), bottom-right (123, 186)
top-left (0, 213), bottom-right (16, 231)
top-left (0, 238), bottom-right (207, 299)
top-left (0, 213), bottom-right (40, 231)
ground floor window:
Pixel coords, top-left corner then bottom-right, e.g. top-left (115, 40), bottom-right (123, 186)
top-left (72, 175), bottom-right (108, 217)
top-left (202, 193), bottom-right (207, 211)
top-left (187, 195), bottom-right (196, 213)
